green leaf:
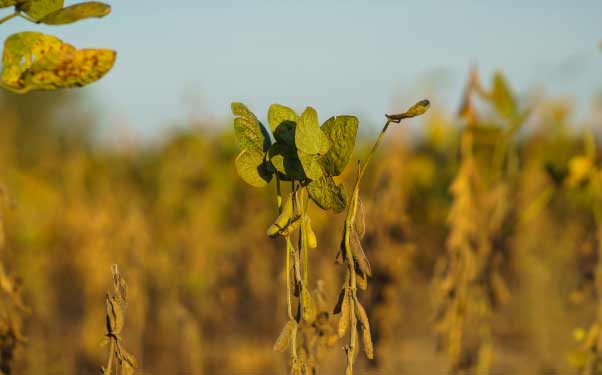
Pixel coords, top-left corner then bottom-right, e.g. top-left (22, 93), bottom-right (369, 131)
top-left (298, 151), bottom-right (323, 181)
top-left (295, 106), bottom-right (330, 155)
top-left (268, 142), bottom-right (305, 180)
top-left (39, 1), bottom-right (111, 25)
top-left (320, 116), bottom-right (358, 176)
top-left (491, 72), bottom-right (516, 119)
top-left (231, 102), bottom-right (271, 153)
top-left (235, 149), bottom-right (273, 188)
top-left (20, 0), bottom-right (64, 21)
top-left (307, 176), bottom-right (347, 213)
top-left (268, 103), bottom-right (298, 133)
top-left (1, 32), bottom-right (116, 93)
top-left (273, 120), bottom-right (296, 146)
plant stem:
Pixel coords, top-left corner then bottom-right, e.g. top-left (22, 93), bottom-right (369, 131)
top-left (105, 338), bottom-right (115, 375)
top-left (0, 12), bottom-right (18, 25)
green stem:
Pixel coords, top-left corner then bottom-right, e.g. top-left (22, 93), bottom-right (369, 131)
top-left (0, 11), bottom-right (18, 25)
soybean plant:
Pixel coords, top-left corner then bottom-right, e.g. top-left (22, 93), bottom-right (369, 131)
top-left (231, 99), bottom-right (430, 375)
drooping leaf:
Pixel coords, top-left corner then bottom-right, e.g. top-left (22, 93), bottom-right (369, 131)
top-left (320, 116), bottom-right (358, 176)
top-left (386, 99), bottom-right (431, 122)
top-left (307, 176), bottom-right (347, 213)
top-left (235, 149), bottom-right (272, 188)
top-left (268, 142), bottom-right (305, 180)
top-left (39, 1), bottom-right (111, 25)
top-left (231, 102), bottom-right (271, 152)
top-left (1, 32), bottom-right (116, 93)
top-left (295, 106), bottom-right (330, 155)
top-left (268, 103), bottom-right (298, 132)
top-left (20, 0), bottom-right (64, 21)
top-left (298, 151), bottom-right (323, 181)
top-left (491, 72), bottom-right (516, 119)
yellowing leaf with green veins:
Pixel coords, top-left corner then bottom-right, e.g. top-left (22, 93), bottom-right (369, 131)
top-left (1, 32), bottom-right (116, 93)
top-left (20, 0), bottom-right (64, 20)
top-left (39, 1), bottom-right (111, 25)
top-left (235, 148), bottom-right (272, 188)
top-left (320, 115), bottom-right (358, 176)
top-left (295, 106), bottom-right (330, 155)
top-left (307, 176), bottom-right (347, 213)
top-left (298, 150), bottom-right (323, 181)
top-left (491, 72), bottom-right (516, 119)
top-left (232, 102), bottom-right (271, 153)
top-left (268, 103), bottom-right (298, 132)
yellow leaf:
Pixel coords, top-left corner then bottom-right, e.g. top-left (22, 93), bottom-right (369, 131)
top-left (39, 1), bottom-right (111, 25)
top-left (20, 0), bottom-right (64, 21)
top-left (1, 31), bottom-right (116, 93)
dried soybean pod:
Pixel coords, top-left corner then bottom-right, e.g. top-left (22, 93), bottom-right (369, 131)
top-left (273, 320), bottom-right (297, 352)
top-left (351, 230), bottom-right (372, 276)
top-left (338, 291), bottom-right (351, 338)
top-left (266, 193), bottom-right (294, 237)
top-left (356, 271), bottom-right (367, 290)
top-left (355, 299), bottom-right (374, 359)
top-left (361, 325), bottom-right (374, 359)
top-left (301, 288), bottom-right (314, 322)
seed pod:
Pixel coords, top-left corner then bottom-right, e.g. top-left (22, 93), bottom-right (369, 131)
top-left (266, 194), bottom-right (294, 237)
top-left (338, 291), bottom-right (350, 338)
top-left (301, 288), bottom-right (314, 322)
top-left (306, 217), bottom-right (317, 249)
top-left (273, 320), bottom-right (297, 352)
top-left (356, 271), bottom-right (367, 290)
top-left (355, 299), bottom-right (374, 359)
top-left (351, 230), bottom-right (371, 276)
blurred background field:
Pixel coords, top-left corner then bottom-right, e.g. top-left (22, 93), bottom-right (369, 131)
top-left (0, 82), bottom-right (601, 374)
top-left (1, 1), bottom-right (602, 374)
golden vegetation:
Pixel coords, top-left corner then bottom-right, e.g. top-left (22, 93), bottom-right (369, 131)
top-left (0, 69), bottom-right (600, 374)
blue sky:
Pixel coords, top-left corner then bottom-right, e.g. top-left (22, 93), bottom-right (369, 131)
top-left (1, 1), bottom-right (601, 139)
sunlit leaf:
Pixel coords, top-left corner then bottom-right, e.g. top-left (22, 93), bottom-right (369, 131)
top-left (268, 142), bottom-right (305, 180)
top-left (20, 0), bottom-right (64, 21)
top-left (295, 106), bottom-right (330, 156)
top-left (231, 102), bottom-right (271, 153)
top-left (320, 115), bottom-right (358, 176)
top-left (307, 176), bottom-right (347, 213)
top-left (491, 72), bottom-right (516, 119)
top-left (39, 1), bottom-right (111, 25)
top-left (298, 151), bottom-right (323, 181)
top-left (268, 103), bottom-right (298, 132)
top-left (1, 32), bottom-right (116, 93)
top-left (235, 148), bottom-right (272, 188)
